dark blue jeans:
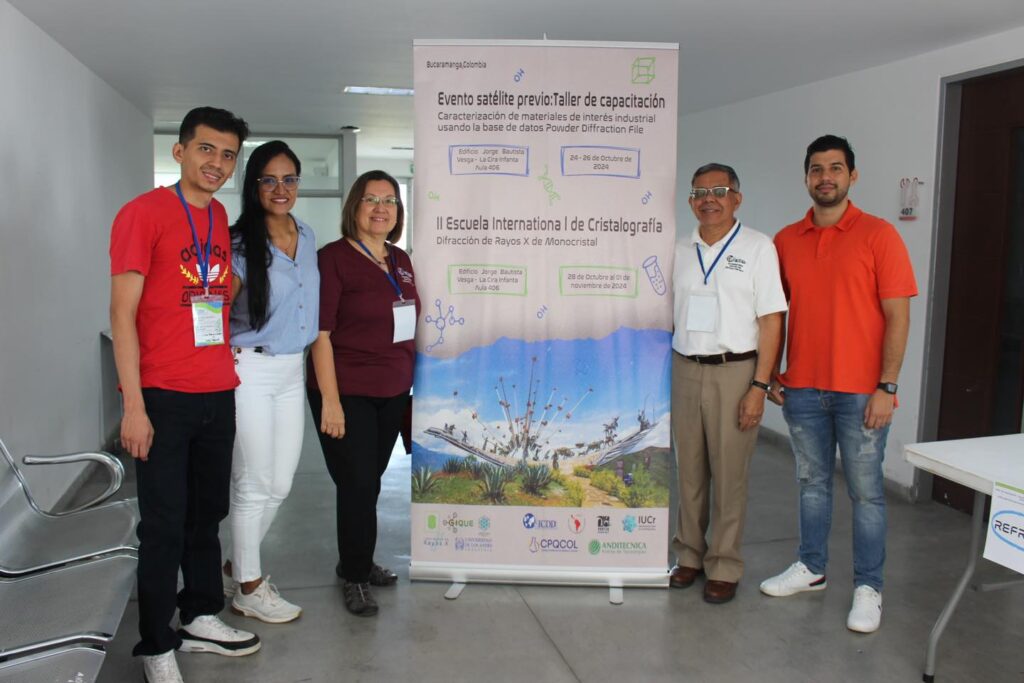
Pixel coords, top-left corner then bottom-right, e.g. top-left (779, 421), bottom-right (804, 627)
top-left (133, 388), bottom-right (234, 656)
top-left (782, 388), bottom-right (889, 591)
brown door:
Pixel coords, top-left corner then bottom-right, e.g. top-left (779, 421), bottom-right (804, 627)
top-left (935, 66), bottom-right (1024, 512)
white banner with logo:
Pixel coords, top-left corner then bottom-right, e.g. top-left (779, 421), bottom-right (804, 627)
top-left (410, 39), bottom-right (677, 586)
top-left (983, 481), bottom-right (1024, 575)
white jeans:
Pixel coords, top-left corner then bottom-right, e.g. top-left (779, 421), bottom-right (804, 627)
top-left (228, 348), bottom-right (306, 582)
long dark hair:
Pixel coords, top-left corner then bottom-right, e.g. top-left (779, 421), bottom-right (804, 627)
top-left (230, 140), bottom-right (301, 331)
top-left (340, 170), bottom-right (404, 243)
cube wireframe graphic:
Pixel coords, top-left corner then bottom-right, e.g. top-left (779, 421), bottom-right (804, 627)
top-left (632, 57), bottom-right (656, 84)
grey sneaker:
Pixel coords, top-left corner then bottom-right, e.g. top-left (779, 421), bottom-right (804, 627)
top-left (177, 614), bottom-right (261, 656)
top-left (342, 581), bottom-right (379, 617)
top-left (368, 563), bottom-right (398, 586)
top-left (143, 650), bottom-right (183, 683)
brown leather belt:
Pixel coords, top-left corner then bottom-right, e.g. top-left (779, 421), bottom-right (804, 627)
top-left (682, 350), bottom-right (757, 365)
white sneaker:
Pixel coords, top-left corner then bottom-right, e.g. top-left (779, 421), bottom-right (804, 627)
top-left (759, 561), bottom-right (828, 597)
top-left (232, 576), bottom-right (302, 623)
top-left (847, 585), bottom-right (882, 633)
top-left (177, 614), bottom-right (261, 657)
top-left (143, 650), bottom-right (183, 683)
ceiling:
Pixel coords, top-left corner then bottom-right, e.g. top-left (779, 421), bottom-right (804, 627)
top-left (12, 0), bottom-right (1024, 160)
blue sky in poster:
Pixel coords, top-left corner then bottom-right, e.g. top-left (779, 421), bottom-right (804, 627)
top-left (414, 327), bottom-right (670, 447)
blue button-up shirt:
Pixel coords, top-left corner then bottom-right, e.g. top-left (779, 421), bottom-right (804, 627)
top-left (229, 217), bottom-right (319, 354)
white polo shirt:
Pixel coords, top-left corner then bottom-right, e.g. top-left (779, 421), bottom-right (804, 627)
top-left (672, 220), bottom-right (787, 356)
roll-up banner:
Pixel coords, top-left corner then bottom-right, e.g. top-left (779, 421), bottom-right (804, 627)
top-left (411, 40), bottom-right (678, 586)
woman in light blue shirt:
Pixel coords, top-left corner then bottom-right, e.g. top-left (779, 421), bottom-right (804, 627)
top-left (223, 140), bottom-right (319, 624)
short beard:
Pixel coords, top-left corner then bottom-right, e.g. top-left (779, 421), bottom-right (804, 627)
top-left (812, 185), bottom-right (848, 208)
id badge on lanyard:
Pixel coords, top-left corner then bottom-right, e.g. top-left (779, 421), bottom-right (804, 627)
top-left (357, 239), bottom-right (417, 344)
top-left (393, 300), bottom-right (416, 342)
top-left (191, 295), bottom-right (226, 346)
top-left (687, 222), bottom-right (741, 334)
top-left (685, 290), bottom-right (718, 333)
top-left (175, 183), bottom-right (225, 347)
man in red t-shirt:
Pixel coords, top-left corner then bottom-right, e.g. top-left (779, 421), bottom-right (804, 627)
top-left (759, 135), bottom-right (917, 635)
top-left (110, 107), bottom-right (259, 683)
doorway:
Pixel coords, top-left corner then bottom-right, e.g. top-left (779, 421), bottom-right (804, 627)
top-left (932, 65), bottom-right (1024, 512)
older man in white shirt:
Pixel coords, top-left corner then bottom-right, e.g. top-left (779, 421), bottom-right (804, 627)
top-left (668, 163), bottom-right (787, 604)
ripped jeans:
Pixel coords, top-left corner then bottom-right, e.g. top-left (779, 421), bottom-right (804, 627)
top-left (782, 388), bottom-right (888, 591)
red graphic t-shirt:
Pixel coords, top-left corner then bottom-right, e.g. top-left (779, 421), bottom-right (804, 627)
top-left (109, 187), bottom-right (238, 393)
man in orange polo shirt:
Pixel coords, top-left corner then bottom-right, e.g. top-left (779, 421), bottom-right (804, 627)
top-left (759, 135), bottom-right (917, 634)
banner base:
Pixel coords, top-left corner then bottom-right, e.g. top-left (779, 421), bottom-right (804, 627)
top-left (411, 561), bottom-right (669, 588)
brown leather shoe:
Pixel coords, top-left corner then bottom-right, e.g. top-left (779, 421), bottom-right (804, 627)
top-left (669, 565), bottom-right (704, 589)
top-left (703, 579), bottom-right (738, 604)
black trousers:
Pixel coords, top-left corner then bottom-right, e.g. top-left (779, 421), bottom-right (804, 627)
top-left (133, 388), bottom-right (234, 656)
top-left (307, 389), bottom-right (409, 583)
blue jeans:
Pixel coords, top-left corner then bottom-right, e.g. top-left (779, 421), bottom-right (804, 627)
top-left (782, 388), bottom-right (888, 591)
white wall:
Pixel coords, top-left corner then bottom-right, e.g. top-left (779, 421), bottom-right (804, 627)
top-left (0, 1), bottom-right (152, 507)
top-left (677, 25), bottom-right (1024, 494)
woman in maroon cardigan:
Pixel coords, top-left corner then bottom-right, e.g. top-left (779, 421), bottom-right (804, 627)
top-left (307, 170), bottom-right (419, 617)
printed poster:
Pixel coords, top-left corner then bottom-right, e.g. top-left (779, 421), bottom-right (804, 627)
top-left (411, 40), bottom-right (677, 585)
top-left (984, 481), bottom-right (1024, 575)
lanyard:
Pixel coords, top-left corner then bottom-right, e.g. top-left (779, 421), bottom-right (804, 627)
top-left (174, 182), bottom-right (214, 293)
top-left (695, 222), bottom-right (741, 286)
top-left (356, 239), bottom-right (404, 300)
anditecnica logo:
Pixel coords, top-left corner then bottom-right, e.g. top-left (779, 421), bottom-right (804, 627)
top-left (588, 540), bottom-right (601, 555)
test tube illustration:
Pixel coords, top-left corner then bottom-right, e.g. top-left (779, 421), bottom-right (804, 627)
top-left (642, 255), bottom-right (667, 295)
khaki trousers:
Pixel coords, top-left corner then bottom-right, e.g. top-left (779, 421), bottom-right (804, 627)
top-left (671, 352), bottom-right (759, 582)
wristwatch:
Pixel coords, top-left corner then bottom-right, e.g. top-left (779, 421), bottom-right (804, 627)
top-left (750, 380), bottom-right (770, 392)
top-left (877, 382), bottom-right (898, 395)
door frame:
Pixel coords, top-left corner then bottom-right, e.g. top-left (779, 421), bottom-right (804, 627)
top-left (918, 57), bottom-right (1024, 499)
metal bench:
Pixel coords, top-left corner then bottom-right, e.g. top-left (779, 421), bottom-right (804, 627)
top-left (0, 436), bottom-right (138, 576)
top-left (0, 554), bottom-right (136, 664)
top-left (0, 643), bottom-right (107, 683)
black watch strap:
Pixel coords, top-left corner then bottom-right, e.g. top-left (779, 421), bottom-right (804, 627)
top-left (877, 382), bottom-right (898, 395)
top-left (750, 380), bottom-right (770, 392)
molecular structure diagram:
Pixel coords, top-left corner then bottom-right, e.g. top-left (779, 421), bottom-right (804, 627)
top-left (425, 298), bottom-right (465, 352)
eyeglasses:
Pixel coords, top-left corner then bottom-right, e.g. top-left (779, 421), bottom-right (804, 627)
top-left (361, 195), bottom-right (399, 207)
top-left (689, 186), bottom-right (735, 200)
top-left (258, 175), bottom-right (300, 191)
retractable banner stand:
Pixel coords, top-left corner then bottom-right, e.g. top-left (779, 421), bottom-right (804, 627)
top-left (411, 40), bottom-right (678, 586)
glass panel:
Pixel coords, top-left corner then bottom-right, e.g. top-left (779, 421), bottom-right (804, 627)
top-left (293, 197), bottom-right (343, 249)
top-left (242, 137), bottom-right (340, 191)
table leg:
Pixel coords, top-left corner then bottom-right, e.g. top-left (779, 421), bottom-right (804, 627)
top-left (922, 491), bottom-right (986, 682)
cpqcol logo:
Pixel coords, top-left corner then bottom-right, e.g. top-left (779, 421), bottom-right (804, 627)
top-left (991, 510), bottom-right (1024, 551)
top-left (522, 512), bottom-right (557, 530)
top-left (529, 536), bottom-right (579, 553)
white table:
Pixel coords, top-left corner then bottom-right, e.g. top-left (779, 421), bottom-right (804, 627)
top-left (904, 433), bottom-right (1024, 683)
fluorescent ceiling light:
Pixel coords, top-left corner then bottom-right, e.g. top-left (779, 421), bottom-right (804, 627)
top-left (344, 86), bottom-right (414, 96)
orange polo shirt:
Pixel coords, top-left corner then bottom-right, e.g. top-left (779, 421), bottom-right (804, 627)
top-left (774, 202), bottom-right (917, 395)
